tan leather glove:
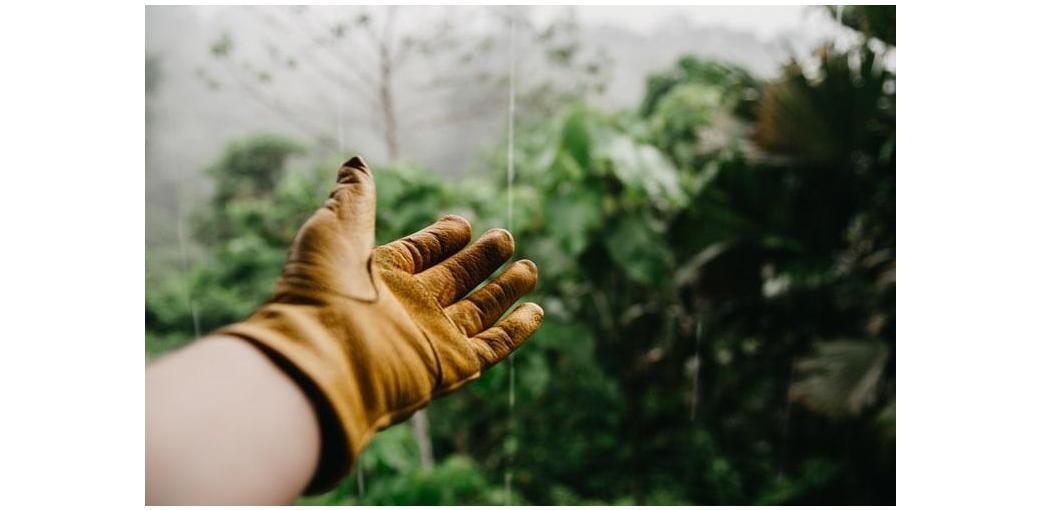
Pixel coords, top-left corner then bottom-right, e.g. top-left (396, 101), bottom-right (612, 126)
top-left (218, 156), bottom-right (543, 493)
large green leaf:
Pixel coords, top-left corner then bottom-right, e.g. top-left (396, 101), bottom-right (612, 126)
top-left (559, 106), bottom-right (594, 170)
top-left (544, 191), bottom-right (604, 255)
top-left (600, 133), bottom-right (687, 209)
top-left (789, 339), bottom-right (889, 418)
top-left (604, 214), bottom-right (675, 285)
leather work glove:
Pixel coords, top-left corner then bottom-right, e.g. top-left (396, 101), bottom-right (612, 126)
top-left (218, 156), bottom-right (543, 494)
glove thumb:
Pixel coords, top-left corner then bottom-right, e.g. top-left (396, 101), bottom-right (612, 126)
top-left (325, 155), bottom-right (378, 299)
top-left (330, 155), bottom-right (377, 241)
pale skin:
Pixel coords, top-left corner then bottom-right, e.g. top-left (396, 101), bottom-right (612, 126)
top-left (146, 335), bottom-right (321, 505)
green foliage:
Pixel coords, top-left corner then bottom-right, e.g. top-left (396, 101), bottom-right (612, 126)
top-left (147, 10), bottom-right (895, 504)
top-left (205, 135), bottom-right (304, 214)
top-left (640, 55), bottom-right (760, 120)
top-left (648, 83), bottom-right (723, 168)
top-left (146, 135), bottom-right (316, 354)
top-left (755, 44), bottom-right (895, 169)
top-left (829, 5), bottom-right (896, 46)
top-left (605, 214), bottom-right (674, 285)
top-left (300, 425), bottom-right (506, 505)
top-left (790, 340), bottom-right (889, 418)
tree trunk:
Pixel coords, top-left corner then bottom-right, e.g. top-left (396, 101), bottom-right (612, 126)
top-left (376, 32), bottom-right (430, 468)
top-left (378, 42), bottom-right (400, 161)
top-left (410, 409), bottom-right (434, 470)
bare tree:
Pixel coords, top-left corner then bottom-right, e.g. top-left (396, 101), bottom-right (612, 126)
top-left (201, 6), bottom-right (517, 165)
top-left (199, 6), bottom-right (610, 165)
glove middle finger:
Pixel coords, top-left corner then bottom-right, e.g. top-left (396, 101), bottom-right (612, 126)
top-left (417, 228), bottom-right (514, 307)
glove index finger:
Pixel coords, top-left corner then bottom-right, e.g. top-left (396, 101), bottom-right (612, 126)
top-left (377, 215), bottom-right (473, 273)
top-left (470, 302), bottom-right (544, 368)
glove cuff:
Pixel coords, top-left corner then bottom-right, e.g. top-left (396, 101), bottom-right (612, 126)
top-left (217, 317), bottom-right (362, 495)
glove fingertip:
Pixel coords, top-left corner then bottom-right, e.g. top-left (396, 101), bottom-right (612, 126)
top-left (337, 155), bottom-right (372, 184)
top-left (519, 302), bottom-right (545, 325)
top-left (343, 155), bottom-right (370, 172)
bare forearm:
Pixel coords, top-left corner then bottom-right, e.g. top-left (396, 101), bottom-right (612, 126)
top-left (145, 336), bottom-right (320, 505)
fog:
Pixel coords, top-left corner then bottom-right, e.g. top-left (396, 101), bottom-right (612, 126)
top-left (145, 5), bottom-right (844, 246)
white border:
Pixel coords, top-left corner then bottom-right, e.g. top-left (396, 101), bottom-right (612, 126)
top-left (5, 2), bottom-right (1040, 508)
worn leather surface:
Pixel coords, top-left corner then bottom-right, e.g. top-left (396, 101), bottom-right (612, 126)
top-left (218, 156), bottom-right (542, 493)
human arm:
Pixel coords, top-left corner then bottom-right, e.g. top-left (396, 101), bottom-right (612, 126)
top-left (145, 335), bottom-right (320, 505)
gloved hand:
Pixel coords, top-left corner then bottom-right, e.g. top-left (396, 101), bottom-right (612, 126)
top-left (218, 156), bottom-right (542, 493)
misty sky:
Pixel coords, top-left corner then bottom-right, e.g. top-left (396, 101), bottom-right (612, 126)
top-left (146, 5), bottom-right (846, 247)
top-left (533, 5), bottom-right (837, 39)
top-left (191, 5), bottom-right (838, 40)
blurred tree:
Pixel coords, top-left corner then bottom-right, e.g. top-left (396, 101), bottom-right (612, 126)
top-left (146, 135), bottom-right (316, 355)
top-left (641, 55), bottom-right (760, 121)
top-left (198, 135), bottom-right (303, 240)
top-left (198, 6), bottom-right (610, 163)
